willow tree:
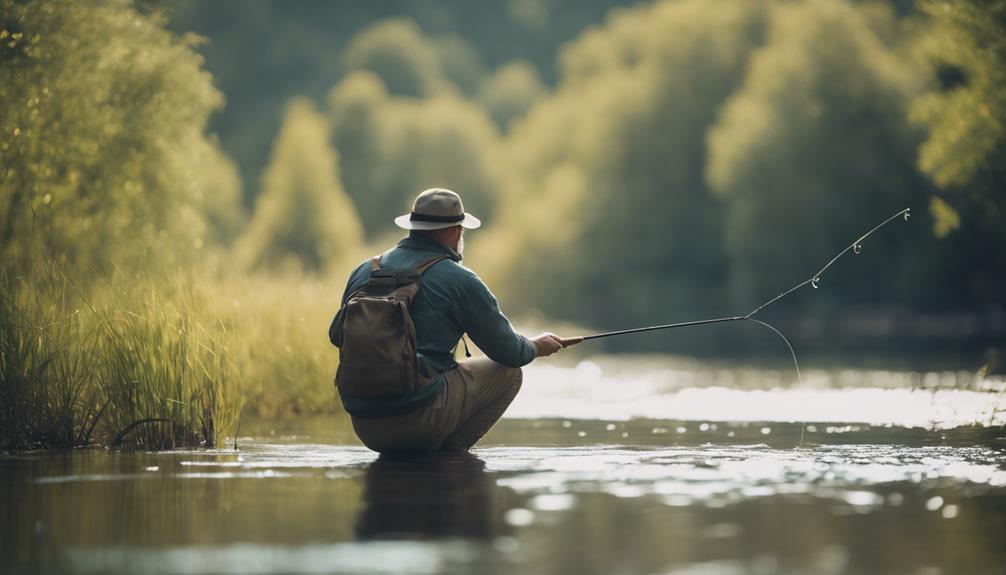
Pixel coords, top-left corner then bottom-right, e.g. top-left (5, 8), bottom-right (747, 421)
top-left (0, 0), bottom-right (243, 272)
top-left (327, 71), bottom-right (501, 238)
top-left (705, 0), bottom-right (934, 311)
top-left (235, 98), bottom-right (362, 274)
top-left (344, 18), bottom-right (460, 99)
top-left (472, 0), bottom-right (769, 344)
top-left (910, 0), bottom-right (1006, 305)
top-left (478, 60), bottom-right (547, 130)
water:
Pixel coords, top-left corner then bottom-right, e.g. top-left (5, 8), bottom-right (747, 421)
top-left (2, 356), bottom-right (1004, 575)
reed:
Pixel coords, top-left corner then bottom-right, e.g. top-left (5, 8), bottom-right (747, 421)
top-left (220, 275), bottom-right (342, 420)
top-left (1, 256), bottom-right (343, 452)
top-left (0, 260), bottom-right (100, 451)
top-left (86, 278), bottom-right (242, 449)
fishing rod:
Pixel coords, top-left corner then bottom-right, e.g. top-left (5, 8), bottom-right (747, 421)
top-left (558, 208), bottom-right (910, 448)
top-left (569, 207), bottom-right (911, 343)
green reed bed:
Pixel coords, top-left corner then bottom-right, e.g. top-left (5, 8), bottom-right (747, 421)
top-left (224, 276), bottom-right (343, 420)
top-left (0, 260), bottom-right (100, 450)
top-left (90, 280), bottom-right (242, 450)
top-left (1, 259), bottom-right (343, 452)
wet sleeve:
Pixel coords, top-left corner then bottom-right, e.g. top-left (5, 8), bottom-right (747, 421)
top-left (455, 269), bottom-right (536, 368)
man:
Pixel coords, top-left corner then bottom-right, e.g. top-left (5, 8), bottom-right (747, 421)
top-left (329, 188), bottom-right (579, 453)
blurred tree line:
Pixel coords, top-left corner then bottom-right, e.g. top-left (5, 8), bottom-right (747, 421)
top-left (158, 0), bottom-right (626, 208)
top-left (1, 0), bottom-right (245, 272)
top-left (2, 0), bottom-right (1004, 361)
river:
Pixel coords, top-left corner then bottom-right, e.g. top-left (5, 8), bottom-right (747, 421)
top-left (3, 355), bottom-right (1004, 574)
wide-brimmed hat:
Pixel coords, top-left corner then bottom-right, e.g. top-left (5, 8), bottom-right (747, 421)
top-left (394, 188), bottom-right (482, 230)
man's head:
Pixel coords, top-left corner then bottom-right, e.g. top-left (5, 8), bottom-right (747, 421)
top-left (395, 188), bottom-right (479, 256)
top-left (394, 188), bottom-right (481, 232)
top-left (420, 225), bottom-right (465, 256)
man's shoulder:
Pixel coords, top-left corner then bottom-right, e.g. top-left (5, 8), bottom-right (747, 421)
top-left (428, 260), bottom-right (493, 301)
top-left (429, 258), bottom-right (479, 281)
top-left (347, 258), bottom-right (372, 281)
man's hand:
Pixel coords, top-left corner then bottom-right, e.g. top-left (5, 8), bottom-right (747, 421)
top-left (532, 332), bottom-right (582, 357)
top-left (531, 332), bottom-right (563, 357)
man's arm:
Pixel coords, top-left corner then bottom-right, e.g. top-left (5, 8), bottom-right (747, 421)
top-left (453, 269), bottom-right (538, 367)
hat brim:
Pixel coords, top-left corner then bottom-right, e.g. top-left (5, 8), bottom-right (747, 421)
top-left (394, 213), bottom-right (481, 230)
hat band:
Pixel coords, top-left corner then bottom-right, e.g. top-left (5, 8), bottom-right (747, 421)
top-left (409, 212), bottom-right (465, 223)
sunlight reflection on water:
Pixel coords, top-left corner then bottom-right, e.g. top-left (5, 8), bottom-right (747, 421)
top-left (62, 541), bottom-right (478, 575)
top-left (511, 358), bottom-right (1006, 428)
top-left (6, 355), bottom-right (1006, 575)
top-left (8, 431), bottom-right (1006, 575)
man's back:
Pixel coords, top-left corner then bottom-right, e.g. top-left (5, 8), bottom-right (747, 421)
top-left (329, 188), bottom-right (568, 453)
top-left (335, 231), bottom-right (535, 376)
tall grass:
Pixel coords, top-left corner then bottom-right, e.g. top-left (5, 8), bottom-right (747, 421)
top-left (1, 256), bottom-right (344, 452)
top-left (221, 275), bottom-right (342, 419)
top-left (87, 278), bottom-right (243, 450)
top-left (0, 260), bottom-right (100, 450)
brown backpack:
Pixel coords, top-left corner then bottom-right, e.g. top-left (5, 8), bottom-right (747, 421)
top-left (331, 254), bottom-right (448, 398)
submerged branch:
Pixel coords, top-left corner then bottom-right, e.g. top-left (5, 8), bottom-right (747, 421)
top-left (111, 418), bottom-right (176, 448)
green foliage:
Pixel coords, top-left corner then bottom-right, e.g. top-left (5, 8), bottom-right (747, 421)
top-left (90, 277), bottom-right (242, 450)
top-left (235, 97), bottom-right (363, 273)
top-left (479, 60), bottom-right (548, 130)
top-left (5, 0), bottom-right (1006, 453)
top-left (344, 18), bottom-right (460, 99)
top-left (0, 255), bottom-right (240, 451)
top-left (911, 0), bottom-right (1006, 189)
top-left (0, 258), bottom-right (99, 451)
top-left (929, 195), bottom-right (961, 237)
top-left (327, 72), bottom-right (501, 237)
top-left (162, 0), bottom-right (635, 197)
top-left (909, 0), bottom-right (1006, 302)
top-left (0, 252), bottom-right (344, 451)
top-left (0, 0), bottom-right (243, 274)
top-left (706, 0), bottom-right (931, 309)
top-left (192, 135), bottom-right (246, 246)
top-left (222, 275), bottom-right (344, 419)
top-left (429, 34), bottom-right (487, 98)
top-left (475, 0), bottom-right (769, 341)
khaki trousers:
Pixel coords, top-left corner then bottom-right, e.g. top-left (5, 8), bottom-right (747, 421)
top-left (350, 358), bottom-right (523, 454)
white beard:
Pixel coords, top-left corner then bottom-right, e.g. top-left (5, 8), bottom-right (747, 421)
top-left (456, 234), bottom-right (465, 257)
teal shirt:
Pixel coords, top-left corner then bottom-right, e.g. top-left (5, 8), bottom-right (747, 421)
top-left (330, 232), bottom-right (536, 417)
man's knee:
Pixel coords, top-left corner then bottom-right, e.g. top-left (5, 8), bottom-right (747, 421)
top-left (469, 358), bottom-right (522, 393)
top-left (502, 365), bottom-right (523, 392)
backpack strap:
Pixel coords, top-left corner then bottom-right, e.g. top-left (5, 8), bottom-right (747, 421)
top-left (363, 254), bottom-right (448, 296)
top-left (411, 255), bottom-right (449, 275)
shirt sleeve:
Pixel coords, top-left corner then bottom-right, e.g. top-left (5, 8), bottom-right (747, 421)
top-left (454, 267), bottom-right (536, 368)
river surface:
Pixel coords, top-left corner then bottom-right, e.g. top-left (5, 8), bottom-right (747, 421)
top-left (3, 356), bottom-right (1005, 575)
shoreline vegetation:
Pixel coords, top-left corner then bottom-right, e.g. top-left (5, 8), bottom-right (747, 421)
top-left (0, 253), bottom-right (343, 452)
top-left (3, 0), bottom-right (1005, 451)
top-left (2, 252), bottom-right (1000, 453)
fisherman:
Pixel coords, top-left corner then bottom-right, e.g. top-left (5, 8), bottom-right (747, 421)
top-left (329, 188), bottom-right (579, 453)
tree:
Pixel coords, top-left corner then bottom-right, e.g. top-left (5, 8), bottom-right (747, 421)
top-left (910, 0), bottom-right (1006, 305)
top-left (478, 60), bottom-right (547, 130)
top-left (190, 135), bottom-right (246, 247)
top-left (705, 0), bottom-right (935, 311)
top-left (235, 98), bottom-right (362, 273)
top-left (0, 0), bottom-right (243, 272)
top-left (472, 0), bottom-right (769, 348)
top-left (343, 18), bottom-right (458, 99)
top-left (327, 71), bottom-right (500, 238)
top-left (161, 1), bottom-right (636, 199)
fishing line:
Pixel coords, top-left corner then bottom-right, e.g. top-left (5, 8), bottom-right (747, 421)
top-left (745, 317), bottom-right (805, 445)
top-left (574, 208), bottom-right (911, 445)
